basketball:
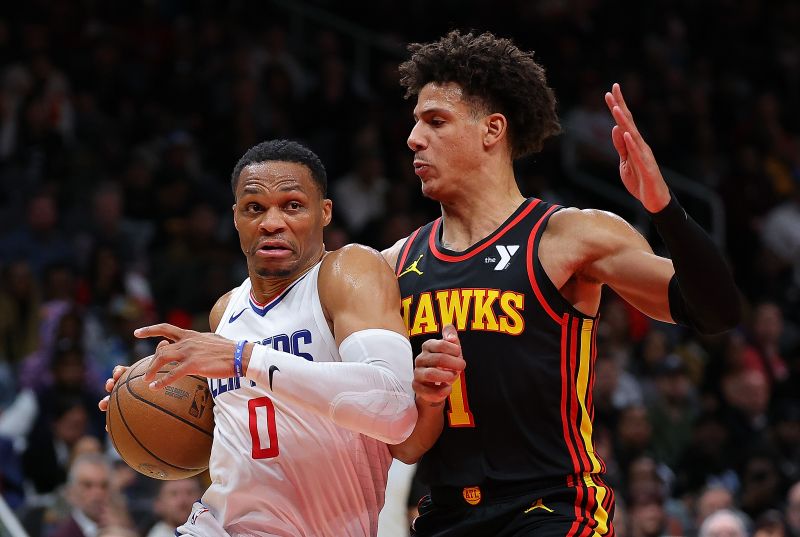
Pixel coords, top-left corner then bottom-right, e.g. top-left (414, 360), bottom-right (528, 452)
top-left (106, 356), bottom-right (214, 480)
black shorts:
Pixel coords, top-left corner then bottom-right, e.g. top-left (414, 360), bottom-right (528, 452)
top-left (411, 474), bottom-right (615, 537)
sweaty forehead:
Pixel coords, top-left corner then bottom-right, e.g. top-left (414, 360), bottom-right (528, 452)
top-left (238, 161), bottom-right (316, 194)
top-left (414, 82), bottom-right (466, 115)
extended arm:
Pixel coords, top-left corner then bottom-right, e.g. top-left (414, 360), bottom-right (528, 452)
top-left (138, 246), bottom-right (417, 445)
top-left (588, 83), bottom-right (740, 333)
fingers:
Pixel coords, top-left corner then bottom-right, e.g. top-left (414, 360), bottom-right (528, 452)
top-left (420, 337), bottom-right (462, 358)
top-left (413, 379), bottom-right (454, 404)
top-left (442, 324), bottom-right (460, 343)
top-left (607, 83), bottom-right (643, 143)
top-left (610, 125), bottom-right (628, 161)
top-left (148, 361), bottom-right (191, 390)
top-left (415, 365), bottom-right (459, 385)
top-left (104, 364), bottom-right (130, 396)
top-left (134, 323), bottom-right (189, 342)
top-left (98, 395), bottom-right (109, 412)
top-left (623, 131), bottom-right (650, 171)
top-left (143, 345), bottom-right (180, 383)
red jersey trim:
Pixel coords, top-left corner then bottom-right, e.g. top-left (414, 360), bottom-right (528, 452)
top-left (525, 205), bottom-right (562, 324)
top-left (395, 227), bottom-right (422, 277)
top-left (428, 199), bottom-right (541, 262)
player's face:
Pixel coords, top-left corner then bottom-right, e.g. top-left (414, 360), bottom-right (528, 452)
top-left (407, 82), bottom-right (487, 201)
top-left (233, 161), bottom-right (332, 280)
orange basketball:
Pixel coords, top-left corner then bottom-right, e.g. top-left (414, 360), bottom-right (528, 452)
top-left (106, 357), bottom-right (214, 480)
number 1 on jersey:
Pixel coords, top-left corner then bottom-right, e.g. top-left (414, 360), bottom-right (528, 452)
top-left (447, 372), bottom-right (475, 427)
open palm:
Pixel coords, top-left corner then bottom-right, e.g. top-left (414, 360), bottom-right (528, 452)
top-left (605, 83), bottom-right (671, 213)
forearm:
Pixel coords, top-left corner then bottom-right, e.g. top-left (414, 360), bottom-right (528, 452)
top-left (650, 193), bottom-right (741, 333)
top-left (244, 329), bottom-right (417, 444)
top-left (389, 399), bottom-right (444, 463)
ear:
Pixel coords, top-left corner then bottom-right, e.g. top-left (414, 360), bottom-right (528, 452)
top-left (321, 199), bottom-right (333, 227)
top-left (483, 113), bottom-right (508, 149)
top-left (232, 203), bottom-right (238, 231)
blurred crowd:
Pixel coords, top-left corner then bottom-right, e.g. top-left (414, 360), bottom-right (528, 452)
top-left (0, 1), bottom-right (799, 536)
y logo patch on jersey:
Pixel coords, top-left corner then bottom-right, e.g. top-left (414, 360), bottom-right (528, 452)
top-left (488, 245), bottom-right (519, 270)
top-left (399, 254), bottom-right (425, 278)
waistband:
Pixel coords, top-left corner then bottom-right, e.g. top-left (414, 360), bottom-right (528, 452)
top-left (429, 476), bottom-right (567, 508)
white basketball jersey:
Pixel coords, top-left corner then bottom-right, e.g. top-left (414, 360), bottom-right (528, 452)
top-left (203, 261), bottom-right (392, 537)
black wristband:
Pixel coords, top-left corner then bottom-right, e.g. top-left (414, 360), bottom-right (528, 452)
top-left (648, 192), bottom-right (740, 334)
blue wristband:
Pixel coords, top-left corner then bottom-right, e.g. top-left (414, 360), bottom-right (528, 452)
top-left (234, 340), bottom-right (246, 378)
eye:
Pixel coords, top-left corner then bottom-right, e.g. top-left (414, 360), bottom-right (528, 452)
top-left (430, 118), bottom-right (445, 127)
top-left (245, 202), bottom-right (263, 213)
top-left (287, 201), bottom-right (303, 210)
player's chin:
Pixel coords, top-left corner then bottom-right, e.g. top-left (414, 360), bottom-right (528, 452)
top-left (254, 262), bottom-right (296, 278)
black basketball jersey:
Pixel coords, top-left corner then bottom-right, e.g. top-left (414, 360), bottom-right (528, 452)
top-left (396, 198), bottom-right (605, 488)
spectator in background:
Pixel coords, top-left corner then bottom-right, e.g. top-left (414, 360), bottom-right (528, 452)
top-left (721, 368), bottom-right (772, 451)
top-left (332, 145), bottom-right (390, 240)
top-left (593, 352), bottom-right (644, 431)
top-left (742, 301), bottom-right (789, 386)
top-left (786, 481), bottom-right (800, 537)
top-left (647, 353), bottom-right (698, 469)
top-left (695, 485), bottom-right (736, 536)
top-left (769, 400), bottom-right (800, 486)
top-left (615, 405), bottom-right (654, 476)
top-left (0, 192), bottom-right (74, 277)
top-left (145, 478), bottom-right (202, 537)
top-left (698, 509), bottom-right (750, 537)
top-left (738, 450), bottom-right (785, 521)
top-left (0, 259), bottom-right (40, 367)
top-left (71, 181), bottom-right (146, 272)
top-left (49, 453), bottom-right (133, 537)
top-left (673, 413), bottom-right (738, 497)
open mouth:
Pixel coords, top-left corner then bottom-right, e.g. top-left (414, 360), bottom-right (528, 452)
top-left (256, 242), bottom-right (292, 258)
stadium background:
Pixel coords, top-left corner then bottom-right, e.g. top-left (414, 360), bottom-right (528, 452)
top-left (0, 1), bottom-right (798, 536)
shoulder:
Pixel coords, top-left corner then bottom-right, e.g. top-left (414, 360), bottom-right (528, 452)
top-left (381, 236), bottom-right (410, 269)
top-left (318, 244), bottom-right (400, 308)
top-left (321, 243), bottom-right (395, 282)
top-left (546, 207), bottom-right (645, 250)
top-left (209, 289), bottom-right (236, 332)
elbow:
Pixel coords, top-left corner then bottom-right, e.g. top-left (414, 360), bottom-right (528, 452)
top-left (383, 401), bottom-right (418, 445)
top-left (330, 390), bottom-right (417, 445)
top-left (390, 444), bottom-right (423, 464)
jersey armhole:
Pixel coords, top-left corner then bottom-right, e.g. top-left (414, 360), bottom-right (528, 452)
top-left (526, 206), bottom-right (598, 325)
top-left (395, 227), bottom-right (423, 276)
top-left (214, 280), bottom-right (249, 334)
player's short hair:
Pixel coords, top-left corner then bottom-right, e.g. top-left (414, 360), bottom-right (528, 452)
top-left (399, 30), bottom-right (561, 159)
top-left (231, 139), bottom-right (327, 197)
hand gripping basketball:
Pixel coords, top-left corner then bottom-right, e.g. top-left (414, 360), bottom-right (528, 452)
top-left (134, 323), bottom-right (245, 389)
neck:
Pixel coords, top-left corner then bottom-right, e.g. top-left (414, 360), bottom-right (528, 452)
top-left (438, 167), bottom-right (526, 251)
top-left (249, 250), bottom-right (325, 302)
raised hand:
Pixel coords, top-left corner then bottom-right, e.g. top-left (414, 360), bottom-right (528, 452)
top-left (412, 324), bottom-right (466, 405)
top-left (133, 323), bottom-right (240, 389)
top-left (605, 83), bottom-right (671, 213)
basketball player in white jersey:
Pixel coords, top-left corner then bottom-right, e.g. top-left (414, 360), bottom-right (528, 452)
top-left (100, 140), bottom-right (459, 537)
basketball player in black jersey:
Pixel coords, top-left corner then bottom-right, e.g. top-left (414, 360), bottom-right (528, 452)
top-left (382, 31), bottom-right (740, 537)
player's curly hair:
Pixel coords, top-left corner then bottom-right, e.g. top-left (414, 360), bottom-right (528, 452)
top-left (399, 30), bottom-right (561, 159)
top-left (231, 139), bottom-right (327, 197)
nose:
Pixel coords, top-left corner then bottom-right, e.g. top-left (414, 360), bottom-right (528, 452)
top-left (407, 121), bottom-right (426, 152)
top-left (258, 208), bottom-right (287, 234)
